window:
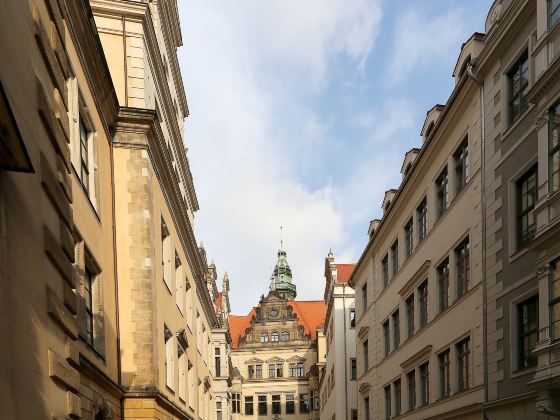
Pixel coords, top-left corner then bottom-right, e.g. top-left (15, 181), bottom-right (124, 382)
top-left (276, 364), bottom-right (283, 377)
top-left (271, 331), bottom-right (279, 342)
top-left (260, 333), bottom-right (269, 343)
top-left (391, 240), bottom-right (399, 276)
top-left (437, 259), bottom-right (450, 313)
top-left (300, 394), bottom-right (309, 413)
top-left (550, 101), bottom-right (560, 193)
top-left (419, 362), bottom-right (429, 406)
top-left (161, 218), bottom-right (172, 291)
top-left (394, 379), bottom-right (402, 416)
top-left (258, 395), bottom-right (267, 415)
top-left (455, 238), bottom-right (470, 299)
top-left (550, 0), bottom-right (560, 27)
top-left (517, 166), bottom-right (537, 248)
top-left (351, 358), bottom-right (357, 380)
top-left (164, 326), bottom-right (174, 390)
top-left (256, 364), bottom-right (262, 379)
top-left (269, 364), bottom-right (275, 378)
top-left (286, 394), bottom-right (295, 414)
top-left (289, 363), bottom-right (296, 377)
top-left (362, 283), bottom-right (368, 312)
top-left (382, 255), bottom-right (389, 287)
top-left (84, 267), bottom-right (94, 347)
top-left (79, 117), bottom-right (90, 193)
top-left (454, 139), bottom-right (469, 193)
top-left (272, 394), bottom-right (281, 415)
top-left (216, 400), bottom-right (222, 420)
top-left (508, 51), bottom-right (529, 125)
top-left (311, 390), bottom-right (319, 411)
top-left (456, 337), bottom-right (470, 391)
top-left (281, 331), bottom-right (290, 341)
top-left (351, 409), bottom-right (358, 420)
top-left (405, 218), bottom-right (414, 258)
top-left (407, 370), bottom-right (416, 411)
top-left (248, 365), bottom-right (254, 379)
top-left (214, 348), bottom-right (221, 377)
top-left (392, 310), bottom-right (400, 349)
top-left (436, 167), bottom-right (448, 218)
top-left (245, 396), bottom-right (254, 415)
top-left (438, 350), bottom-right (450, 399)
top-left (551, 259), bottom-right (560, 340)
top-left (297, 362), bottom-right (304, 377)
top-left (188, 360), bottom-right (194, 404)
top-left (384, 385), bottom-right (391, 420)
top-left (383, 320), bottom-right (390, 357)
top-left (419, 281), bottom-right (428, 329)
top-left (232, 393), bottom-right (241, 414)
top-left (417, 199), bottom-right (427, 243)
top-left (518, 295), bottom-right (538, 369)
top-left (364, 397), bottom-right (370, 420)
top-left (363, 340), bottom-right (369, 373)
top-left (350, 308), bottom-right (356, 328)
top-left (406, 295), bottom-right (415, 338)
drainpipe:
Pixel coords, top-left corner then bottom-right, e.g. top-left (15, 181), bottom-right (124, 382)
top-left (467, 60), bottom-right (488, 405)
top-left (342, 283), bottom-right (349, 420)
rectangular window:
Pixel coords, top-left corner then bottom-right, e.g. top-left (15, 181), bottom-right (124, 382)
top-left (405, 218), bottom-right (414, 258)
top-left (175, 254), bottom-right (184, 314)
top-left (350, 308), bottom-right (356, 328)
top-left (351, 358), bottom-right (357, 380)
top-left (363, 340), bottom-right (369, 373)
top-left (297, 362), bottom-right (304, 377)
top-left (216, 400), bottom-right (222, 420)
top-left (248, 365), bottom-right (254, 379)
top-left (286, 394), bottom-right (295, 414)
top-left (272, 394), bottom-right (281, 415)
top-left (438, 350), bottom-right (450, 399)
top-left (420, 362), bottom-right (429, 406)
top-left (517, 166), bottom-right (537, 248)
top-left (550, 0), bottom-right (560, 27)
top-left (417, 199), bottom-right (427, 243)
top-left (382, 255), bottom-right (389, 287)
top-left (391, 240), bottom-right (399, 277)
top-left (78, 117), bottom-right (90, 194)
top-left (300, 394), bottom-right (310, 413)
top-left (311, 390), bottom-right (319, 411)
top-left (258, 395), bottom-right (267, 415)
top-left (456, 337), bottom-right (470, 392)
top-left (232, 393), bottom-right (241, 414)
top-left (383, 320), bottom-right (390, 357)
top-left (364, 397), bottom-right (370, 420)
top-left (436, 167), bottom-right (448, 218)
top-left (245, 396), bottom-right (254, 415)
top-left (289, 363), bottom-right (296, 377)
top-left (454, 138), bottom-right (469, 193)
top-left (394, 379), bottom-right (402, 416)
top-left (256, 364), bottom-right (262, 379)
top-left (392, 310), bottom-right (400, 349)
top-left (508, 51), bottom-right (529, 125)
top-left (407, 370), bottom-right (416, 411)
top-left (406, 295), bottom-right (415, 338)
top-left (269, 364), bottom-right (275, 378)
top-left (455, 238), bottom-right (470, 299)
top-left (215, 348), bottom-right (221, 377)
top-left (518, 295), bottom-right (539, 369)
top-left (419, 281), bottom-right (428, 329)
top-left (438, 259), bottom-right (450, 313)
top-left (550, 101), bottom-right (560, 193)
top-left (551, 259), bottom-right (560, 340)
top-left (362, 283), bottom-right (368, 312)
top-left (384, 385), bottom-right (391, 420)
top-left (84, 267), bottom-right (94, 347)
top-left (276, 364), bottom-right (283, 377)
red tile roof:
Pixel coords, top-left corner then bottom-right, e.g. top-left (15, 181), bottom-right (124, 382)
top-left (337, 264), bottom-right (356, 284)
top-left (229, 300), bottom-right (326, 349)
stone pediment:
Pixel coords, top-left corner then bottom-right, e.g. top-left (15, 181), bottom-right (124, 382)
top-left (287, 355), bottom-right (305, 362)
top-left (359, 382), bottom-right (371, 395)
top-left (263, 292), bottom-right (286, 303)
top-left (266, 356), bottom-right (285, 363)
top-left (245, 357), bottom-right (264, 365)
top-left (358, 326), bottom-right (369, 340)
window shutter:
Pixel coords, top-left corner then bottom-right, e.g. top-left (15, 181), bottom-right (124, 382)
top-left (74, 242), bottom-right (87, 337)
top-left (93, 273), bottom-right (105, 357)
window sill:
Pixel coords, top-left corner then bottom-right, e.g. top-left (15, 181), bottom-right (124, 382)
top-left (72, 166), bottom-right (101, 222)
top-left (501, 104), bottom-right (533, 144)
top-left (510, 365), bottom-right (536, 379)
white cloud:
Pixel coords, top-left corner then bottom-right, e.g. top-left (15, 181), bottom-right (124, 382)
top-left (387, 7), bottom-right (468, 86)
top-left (178, 1), bottom-right (383, 313)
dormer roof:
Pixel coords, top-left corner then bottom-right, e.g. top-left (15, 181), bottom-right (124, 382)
top-left (452, 32), bottom-right (485, 83)
top-left (382, 189), bottom-right (398, 214)
top-left (421, 105), bottom-right (445, 141)
top-left (400, 148), bottom-right (421, 178)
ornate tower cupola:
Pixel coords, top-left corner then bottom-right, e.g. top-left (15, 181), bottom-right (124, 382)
top-left (270, 242), bottom-right (297, 300)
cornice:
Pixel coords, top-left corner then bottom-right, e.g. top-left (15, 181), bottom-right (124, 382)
top-left (400, 344), bottom-right (432, 371)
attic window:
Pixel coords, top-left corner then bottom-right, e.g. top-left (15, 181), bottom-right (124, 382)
top-left (425, 121), bottom-right (435, 138)
top-left (385, 200), bottom-right (391, 213)
top-left (459, 55), bottom-right (471, 78)
top-left (404, 162), bottom-right (412, 176)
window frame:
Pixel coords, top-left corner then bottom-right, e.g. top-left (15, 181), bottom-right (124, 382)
top-left (416, 198), bottom-right (427, 243)
top-left (455, 238), bottom-right (470, 299)
top-left (392, 309), bottom-right (400, 349)
top-left (272, 394), bottom-right (281, 415)
top-left (382, 254), bottom-right (389, 288)
top-left (508, 51), bottom-right (529, 125)
top-left (407, 370), bottom-right (416, 411)
top-left (453, 138), bottom-right (469, 194)
top-left (438, 349), bottom-right (450, 399)
top-left (419, 362), bottom-right (429, 406)
top-left (391, 240), bottom-right (399, 277)
top-left (404, 218), bottom-right (414, 258)
top-left (456, 337), bottom-right (471, 392)
top-left (286, 394), bottom-right (295, 414)
top-left (384, 385), bottom-right (391, 420)
top-left (549, 101), bottom-right (560, 194)
top-left (437, 259), bottom-right (450, 313)
top-left (418, 281), bottom-right (428, 329)
top-left (517, 295), bottom-right (539, 369)
top-left (258, 395), bottom-right (267, 415)
top-left (549, 258), bottom-right (560, 341)
top-left (406, 295), bottom-right (415, 339)
top-left (516, 165), bottom-right (538, 248)
top-left (383, 319), bottom-right (390, 357)
top-left (436, 167), bottom-right (449, 218)
top-left (394, 378), bottom-right (402, 416)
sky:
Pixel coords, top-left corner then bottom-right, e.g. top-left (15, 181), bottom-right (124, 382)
top-left (176, 0), bottom-right (494, 314)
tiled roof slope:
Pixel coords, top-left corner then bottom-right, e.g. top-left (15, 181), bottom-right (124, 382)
top-left (336, 264), bottom-right (356, 283)
top-left (229, 300), bottom-right (326, 349)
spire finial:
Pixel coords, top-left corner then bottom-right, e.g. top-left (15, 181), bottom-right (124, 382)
top-left (280, 225), bottom-right (283, 248)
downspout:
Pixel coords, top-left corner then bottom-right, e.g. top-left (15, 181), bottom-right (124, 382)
top-left (467, 61), bottom-right (487, 405)
top-left (342, 283), bottom-right (349, 420)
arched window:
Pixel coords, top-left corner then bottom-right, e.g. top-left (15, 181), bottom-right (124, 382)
top-left (260, 333), bottom-right (269, 343)
top-left (281, 331), bottom-right (290, 341)
top-left (271, 332), bottom-right (279, 342)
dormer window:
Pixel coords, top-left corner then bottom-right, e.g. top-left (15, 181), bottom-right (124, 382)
top-left (459, 55), bottom-right (471, 78)
top-left (385, 201), bottom-right (391, 213)
top-left (404, 162), bottom-right (412, 176)
top-left (425, 121), bottom-right (435, 138)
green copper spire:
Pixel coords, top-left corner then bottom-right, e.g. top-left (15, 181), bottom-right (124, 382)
top-left (270, 228), bottom-right (297, 299)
